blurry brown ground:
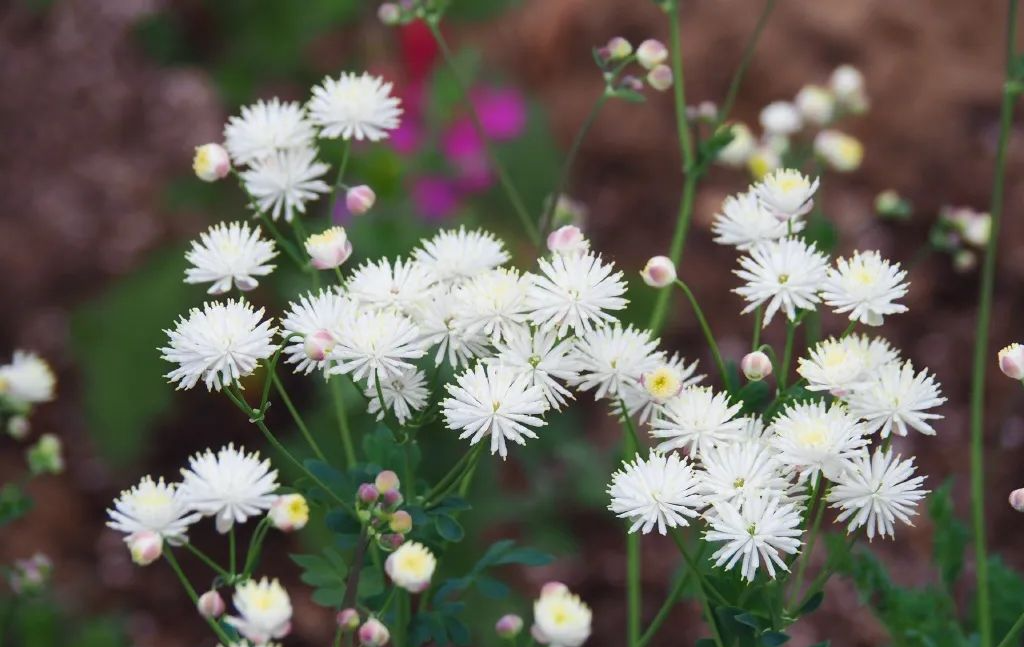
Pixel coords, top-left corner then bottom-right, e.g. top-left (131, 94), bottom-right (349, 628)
top-left (2, 0), bottom-right (1024, 645)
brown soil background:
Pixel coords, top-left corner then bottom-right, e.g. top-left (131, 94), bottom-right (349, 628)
top-left (1, 0), bottom-right (1023, 646)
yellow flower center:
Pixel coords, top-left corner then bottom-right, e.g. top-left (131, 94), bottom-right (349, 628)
top-left (796, 423), bottom-right (829, 448)
top-left (645, 367), bottom-right (681, 400)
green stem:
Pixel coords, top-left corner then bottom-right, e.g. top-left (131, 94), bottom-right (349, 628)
top-left (424, 19), bottom-right (539, 245)
top-left (714, 0), bottom-right (778, 126)
top-left (972, 5), bottom-right (1020, 646)
top-left (0, 597), bottom-right (19, 647)
top-left (272, 373), bottom-right (326, 461)
top-left (183, 542), bottom-right (232, 580)
top-left (673, 280), bottom-right (728, 381)
top-left (638, 545), bottom-right (706, 647)
top-left (996, 609), bottom-right (1024, 647)
top-left (242, 518), bottom-right (272, 579)
top-left (260, 213), bottom-right (307, 269)
top-left (751, 305), bottom-right (763, 351)
top-left (328, 376), bottom-right (357, 468)
top-left (670, 531), bottom-right (725, 647)
top-left (228, 527), bottom-right (237, 577)
top-left (778, 320), bottom-right (797, 390)
top-left (788, 479), bottom-right (826, 606)
top-left (625, 415), bottom-right (642, 647)
top-left (424, 444), bottom-right (484, 506)
top-left (618, 399), bottom-right (643, 452)
top-left (165, 548), bottom-right (234, 644)
top-left (649, 174), bottom-right (698, 334)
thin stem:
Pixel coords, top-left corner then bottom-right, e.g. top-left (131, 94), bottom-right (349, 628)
top-left (673, 280), bottom-right (728, 380)
top-left (638, 546), bottom-right (704, 647)
top-left (328, 376), bottom-right (357, 469)
top-left (670, 531), bottom-right (725, 647)
top-left (341, 530), bottom-right (369, 613)
top-left (648, 174), bottom-right (698, 334)
top-left (788, 479), bottom-right (826, 606)
top-left (424, 19), bottom-right (539, 245)
top-left (971, 4), bottom-right (1019, 646)
top-left (229, 527), bottom-right (237, 577)
top-left (624, 425), bottom-right (642, 647)
top-left (778, 319), bottom-right (797, 390)
top-left (618, 399), bottom-right (643, 453)
top-left (996, 609), bottom-right (1024, 647)
top-left (260, 213), bottom-right (307, 269)
top-left (714, 0), bottom-right (778, 126)
top-left (424, 444), bottom-right (484, 506)
top-left (183, 542), bottom-right (232, 580)
top-left (272, 373), bottom-right (326, 461)
top-left (242, 518), bottom-right (272, 579)
top-left (539, 92), bottom-right (610, 236)
top-left (751, 305), bottom-right (763, 351)
top-left (165, 548), bottom-right (234, 645)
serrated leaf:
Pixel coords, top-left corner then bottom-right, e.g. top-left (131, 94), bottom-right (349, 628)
top-left (312, 586), bottom-right (345, 607)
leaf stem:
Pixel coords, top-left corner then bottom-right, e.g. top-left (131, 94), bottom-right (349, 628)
top-left (165, 547), bottom-right (234, 644)
top-left (670, 531), bottom-right (725, 647)
top-left (328, 376), bottom-right (357, 469)
top-left (714, 0), bottom-right (778, 127)
top-left (271, 373), bottom-right (326, 461)
top-left (673, 280), bottom-right (728, 381)
top-left (183, 542), bottom-right (232, 581)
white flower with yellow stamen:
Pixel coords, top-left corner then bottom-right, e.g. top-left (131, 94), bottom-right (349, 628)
top-left (526, 253), bottom-right (628, 336)
top-left (705, 495), bottom-right (803, 582)
top-left (795, 84), bottom-right (836, 126)
top-left (107, 476), bottom-right (200, 545)
top-left (268, 494), bottom-right (309, 532)
top-left (454, 267), bottom-right (532, 344)
top-left (491, 327), bottom-right (579, 410)
top-left (385, 541), bottom-right (437, 592)
top-left (328, 308), bottom-right (427, 384)
top-left (822, 251), bottom-right (908, 327)
top-left (650, 386), bottom-right (745, 456)
top-left (225, 578), bottom-right (293, 645)
top-left (185, 221), bottom-right (277, 294)
top-left (814, 130), bottom-right (864, 172)
top-left (846, 360), bottom-right (945, 438)
top-left (0, 351), bottom-right (56, 407)
top-left (769, 401), bottom-right (868, 484)
top-left (754, 169), bottom-right (819, 221)
top-left (223, 98), bottom-right (316, 166)
top-left (532, 583), bottom-right (592, 647)
top-left (607, 451), bottom-right (704, 535)
top-left (797, 337), bottom-right (868, 397)
top-left (569, 324), bottom-right (662, 401)
top-left (697, 441), bottom-right (793, 510)
top-left (734, 237), bottom-right (829, 327)
top-left (621, 354), bottom-right (703, 423)
top-left (307, 72), bottom-right (403, 141)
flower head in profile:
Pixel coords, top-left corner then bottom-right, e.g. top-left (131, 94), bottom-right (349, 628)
top-left (705, 495), bottom-right (803, 581)
top-left (0, 351), bottom-right (56, 407)
top-left (442, 363), bottom-right (547, 459)
top-left (650, 386), bottom-right (745, 456)
top-left (413, 227), bottom-right (510, 286)
top-left (829, 449), bottom-right (928, 540)
top-left (797, 337), bottom-right (868, 397)
top-left (223, 98), bottom-right (316, 166)
top-left (492, 327), bottom-right (579, 410)
top-left (365, 366), bottom-right (429, 425)
top-left (607, 451), bottom-right (704, 535)
top-left (734, 237), bottom-right (829, 327)
top-left (308, 72), bottom-right (402, 141)
top-left (754, 169), bottom-right (819, 220)
top-left (769, 401), bottom-right (868, 483)
top-left (279, 289), bottom-right (356, 375)
top-left (241, 147), bottom-right (330, 222)
top-left (179, 445), bottom-right (279, 534)
top-left (712, 190), bottom-right (803, 251)
top-left (846, 360), bottom-right (945, 438)
top-left (329, 308), bottom-right (427, 384)
top-left (161, 299), bottom-right (278, 391)
top-left (822, 251), bottom-right (909, 326)
top-left (185, 221), bottom-right (277, 294)
top-left (526, 253), bottom-right (628, 336)
top-left (225, 578), bottom-right (292, 644)
top-left (107, 476), bottom-right (200, 545)
top-left (569, 325), bottom-right (662, 401)
top-left (305, 226), bottom-right (353, 270)
top-left (532, 583), bottom-right (592, 647)
top-left (385, 541), bottom-right (437, 593)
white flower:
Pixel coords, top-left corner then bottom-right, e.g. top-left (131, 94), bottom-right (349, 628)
top-left (759, 101), bottom-right (803, 136)
top-left (413, 227), bottom-right (510, 286)
top-left (179, 445), bottom-right (279, 534)
top-left (532, 583), bottom-right (592, 647)
top-left (454, 268), bottom-right (531, 343)
top-left (734, 237), bottom-right (829, 327)
top-left (347, 257), bottom-right (437, 316)
top-left (716, 122), bottom-right (756, 167)
top-left (385, 541), bottom-right (436, 592)
top-left (650, 386), bottom-right (745, 456)
top-left (307, 72), bottom-right (402, 141)
top-left (0, 351), bottom-right (55, 406)
top-left (712, 190), bottom-right (803, 251)
top-left (814, 130), bottom-right (864, 172)
top-left (365, 366), bottom-right (429, 424)
top-left (697, 441), bottom-right (792, 509)
top-left (526, 253), bottom-right (628, 336)
top-left (492, 327), bottom-right (578, 410)
top-left (161, 299), bottom-right (278, 391)
top-left (829, 64), bottom-right (869, 113)
top-left (754, 169), bottom-right (819, 220)
top-left (241, 147), bottom-right (330, 222)
top-left (769, 402), bottom-right (868, 484)
top-left (829, 449), bottom-right (928, 540)
top-left (329, 309), bottom-right (427, 384)
top-left (279, 289), bottom-right (356, 374)
top-left (184, 221), bottom-right (277, 294)
top-left (305, 226), bottom-right (353, 270)
top-left (607, 451), bottom-right (704, 535)
top-left (797, 337), bottom-right (868, 396)
top-left (223, 98), bottom-right (316, 166)
top-left (795, 85), bottom-right (836, 126)
top-left (268, 494), bottom-right (309, 532)
top-left (705, 495), bottom-right (803, 581)
top-left (822, 251), bottom-right (908, 326)
top-left (846, 360), bottom-right (945, 437)
top-left (622, 354), bottom-right (703, 424)
top-left (107, 476), bottom-right (200, 545)
top-left (225, 578), bottom-right (292, 644)
top-left (411, 296), bottom-right (491, 368)
top-left (442, 363), bottom-right (547, 459)
top-left (569, 325), bottom-right (662, 401)
top-left (843, 334), bottom-right (900, 374)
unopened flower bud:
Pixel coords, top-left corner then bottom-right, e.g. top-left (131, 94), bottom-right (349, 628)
top-left (127, 531), bottom-right (163, 566)
top-left (197, 589), bottom-right (226, 618)
top-left (377, 3), bottom-right (401, 25)
top-left (192, 143), bottom-right (231, 182)
top-left (760, 101), bottom-right (803, 136)
top-left (620, 75), bottom-right (644, 92)
top-left (605, 37), bottom-right (632, 61)
top-left (7, 415), bottom-right (29, 440)
top-left (830, 64), bottom-right (869, 114)
top-left (389, 510), bottom-right (413, 534)
top-left (1010, 488), bottom-right (1024, 512)
top-left (357, 483), bottom-right (380, 505)
top-left (305, 226), bottom-right (353, 270)
top-left (337, 608), bottom-right (361, 631)
top-left (716, 122), bottom-right (755, 167)
top-left (304, 330), bottom-right (336, 362)
top-left (794, 85), bottom-right (835, 126)
top-left (375, 470), bottom-right (400, 494)
top-left (380, 533), bottom-right (405, 550)
top-left (346, 185), bottom-right (376, 216)
top-left (540, 581), bottom-right (569, 597)
top-left (381, 489), bottom-right (403, 508)
top-left (741, 351), bottom-right (773, 382)
top-left (8, 553), bottom-right (52, 595)
top-left (875, 190), bottom-right (911, 221)
top-left (636, 39), bottom-right (668, 69)
top-left (999, 344), bottom-right (1024, 380)
top-left (640, 256), bottom-right (676, 288)
top-left (646, 64), bottom-right (673, 91)
top-left (27, 433), bottom-right (63, 476)
top-left (546, 225), bottom-right (589, 256)
top-left (496, 614), bottom-right (524, 640)
top-left (358, 618), bottom-right (391, 647)
top-left (269, 493), bottom-right (309, 532)
top-left (953, 249), bottom-right (977, 273)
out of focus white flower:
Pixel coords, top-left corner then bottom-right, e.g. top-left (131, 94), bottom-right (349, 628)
top-left (161, 300), bottom-right (278, 391)
top-left (795, 85), bottom-right (835, 126)
top-left (526, 253), bottom-right (628, 336)
top-left (814, 130), bottom-right (864, 172)
top-left (712, 190), bottom-right (801, 251)
top-left (841, 334), bottom-right (900, 374)
top-left (747, 145), bottom-right (782, 180)
top-left (636, 39), bottom-right (668, 69)
top-left (305, 226), bottom-right (353, 270)
top-left (770, 401), bottom-right (868, 484)
top-left (442, 364), bottom-right (547, 459)
top-left (454, 268), bottom-right (531, 343)
top-left (179, 444), bottom-right (279, 534)
top-left (185, 221), bottom-right (277, 294)
top-left (492, 327), bottom-right (578, 410)
top-left (759, 101), bottom-right (803, 136)
top-left (413, 227), bottom-right (510, 286)
top-left (0, 351), bottom-right (55, 406)
top-left (385, 541), bottom-right (436, 592)
top-left (280, 289), bottom-right (355, 374)
top-left (650, 386), bottom-right (745, 456)
top-left (705, 495), bottom-right (803, 581)
top-left (347, 258), bottom-right (436, 316)
top-left (365, 366), bottom-right (429, 424)
top-left (829, 449), bottom-right (927, 540)
top-left (646, 65), bottom-right (673, 92)
top-left (999, 343), bottom-right (1024, 380)
top-left (307, 72), bottom-right (403, 141)
top-left (241, 147), bottom-right (330, 222)
top-left (223, 98), bottom-right (316, 166)
top-left (225, 578), bottom-right (292, 644)
top-left (716, 122), bottom-right (756, 167)
top-left (846, 360), bottom-right (945, 438)
top-left (623, 353), bottom-right (703, 423)
top-left (269, 494), bottom-right (309, 532)
top-left (755, 169), bottom-right (819, 221)
top-left (193, 143), bottom-right (231, 182)
top-left (532, 583), bottom-right (592, 647)
top-left (107, 476), bottom-right (200, 545)
top-left (822, 251), bottom-right (908, 326)
top-left (329, 309), bottom-right (426, 384)
top-left (829, 64), bottom-right (869, 114)
top-left (570, 324), bottom-right (662, 401)
top-left (944, 207), bottom-right (992, 248)
top-left (607, 451), bottom-right (704, 535)
top-left (733, 237), bottom-right (829, 327)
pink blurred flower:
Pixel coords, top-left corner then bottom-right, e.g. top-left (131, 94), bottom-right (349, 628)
top-left (472, 87), bottom-right (527, 140)
top-left (412, 176), bottom-right (462, 220)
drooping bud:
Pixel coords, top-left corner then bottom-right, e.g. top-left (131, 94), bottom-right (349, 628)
top-left (375, 470), bottom-right (400, 494)
top-left (269, 493), bottom-right (310, 532)
top-left (1010, 488), bottom-right (1024, 512)
top-left (605, 37), bottom-right (633, 61)
top-left (546, 225), bottom-right (589, 256)
top-left (495, 614), bottom-right (525, 640)
top-left (26, 433), bottom-right (63, 476)
top-left (636, 39), bottom-right (668, 69)
top-left (388, 510), bottom-right (413, 534)
top-left (646, 64), bottom-right (673, 92)
top-left (7, 415), bottom-right (29, 440)
top-left (741, 351), bottom-right (773, 382)
top-left (338, 608), bottom-right (361, 631)
top-left (640, 256), bottom-right (676, 288)
top-left (305, 226), bottom-right (353, 270)
top-left (304, 330), bottom-right (336, 362)
top-left (358, 618), bottom-right (391, 647)
top-left (197, 589), bottom-right (226, 618)
top-left (357, 483), bottom-right (380, 505)
top-left (346, 185), bottom-right (377, 216)
top-left (127, 531), bottom-right (163, 566)
top-left (377, 3), bottom-right (401, 25)
top-left (192, 143), bottom-right (231, 182)
top-left (998, 344), bottom-right (1024, 380)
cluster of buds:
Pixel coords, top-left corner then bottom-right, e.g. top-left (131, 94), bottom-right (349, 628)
top-left (594, 36), bottom-right (672, 96)
top-left (931, 206), bottom-right (992, 273)
top-left (7, 553), bottom-right (52, 596)
top-left (356, 470), bottom-right (411, 549)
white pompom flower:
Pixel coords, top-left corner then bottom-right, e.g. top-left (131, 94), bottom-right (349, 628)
top-left (569, 324), bottom-right (662, 401)
top-left (347, 257), bottom-right (438, 317)
top-left (0, 351), bottom-right (56, 406)
top-left (532, 583), bottom-right (592, 647)
top-left (223, 98), bottom-right (316, 166)
top-left (225, 578), bottom-right (293, 645)
top-left (412, 227), bottom-right (511, 287)
top-left (453, 267), bottom-right (532, 344)
top-left (733, 237), bottom-right (829, 327)
top-left (650, 386), bottom-right (745, 456)
top-left (797, 337), bottom-right (868, 397)
top-left (821, 250), bottom-right (909, 326)
top-left (705, 495), bottom-right (803, 582)
top-left (329, 308), bottom-right (427, 385)
top-left (607, 451), bottom-right (704, 535)
top-left (846, 360), bottom-right (945, 438)
top-left (179, 444), bottom-right (279, 534)
top-left (279, 289), bottom-right (357, 375)
top-left (385, 541), bottom-right (437, 593)
top-left (754, 169), bottom-right (819, 221)
top-left (241, 147), bottom-right (330, 223)
top-left (697, 441), bottom-right (793, 510)
top-left (184, 221), bottom-right (277, 294)
top-left (769, 401), bottom-right (868, 484)
top-left (106, 476), bottom-right (200, 545)
top-left (411, 296), bottom-right (491, 369)
top-left (307, 72), bottom-right (403, 141)
top-left (829, 449), bottom-right (928, 540)
top-left (365, 366), bottom-right (430, 425)
top-left (492, 326), bottom-right (579, 410)
top-left (621, 353), bottom-right (703, 423)
top-left (711, 190), bottom-right (803, 251)
top-left (526, 253), bottom-right (628, 336)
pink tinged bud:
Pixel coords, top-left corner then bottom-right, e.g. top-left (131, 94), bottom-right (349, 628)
top-left (1010, 489), bottom-right (1024, 512)
top-left (620, 75), bottom-right (644, 92)
top-left (127, 531), bottom-right (163, 566)
top-left (636, 39), bottom-right (668, 69)
top-left (192, 143), bottom-right (231, 182)
top-left (358, 618), bottom-right (391, 647)
top-left (495, 614), bottom-right (524, 639)
top-left (605, 36), bottom-right (633, 60)
top-left (305, 226), bottom-right (353, 270)
top-left (741, 351), bottom-right (773, 382)
top-left (304, 330), bottom-right (336, 362)
top-left (381, 489), bottom-right (403, 508)
top-left (540, 581), bottom-right (569, 597)
top-left (338, 608), bottom-right (361, 631)
top-left (999, 344), bottom-right (1024, 380)
top-left (546, 225), bottom-right (588, 255)
top-left (640, 256), bottom-right (676, 288)
top-left (357, 483), bottom-right (380, 504)
top-left (346, 185), bottom-right (377, 216)
top-left (389, 510), bottom-right (413, 534)
top-left (647, 64), bottom-right (673, 92)
top-left (197, 590), bottom-right (226, 618)
top-left (375, 470), bottom-right (400, 494)
top-left (380, 533), bottom-right (405, 550)
top-left (7, 415), bottom-right (29, 440)
top-left (377, 3), bottom-right (401, 25)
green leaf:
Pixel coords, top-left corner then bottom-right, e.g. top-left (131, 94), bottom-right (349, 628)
top-left (612, 89), bottom-right (646, 104)
top-left (761, 632), bottom-right (790, 647)
top-left (290, 550), bottom-right (348, 608)
top-left (928, 480), bottom-right (969, 587)
top-left (434, 513), bottom-right (465, 543)
top-left (797, 591), bottom-right (825, 617)
top-left (0, 484), bottom-right (32, 527)
top-left (474, 575), bottom-right (510, 599)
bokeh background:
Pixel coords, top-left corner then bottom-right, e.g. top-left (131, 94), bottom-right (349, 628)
top-left (1, 0), bottom-right (1023, 645)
